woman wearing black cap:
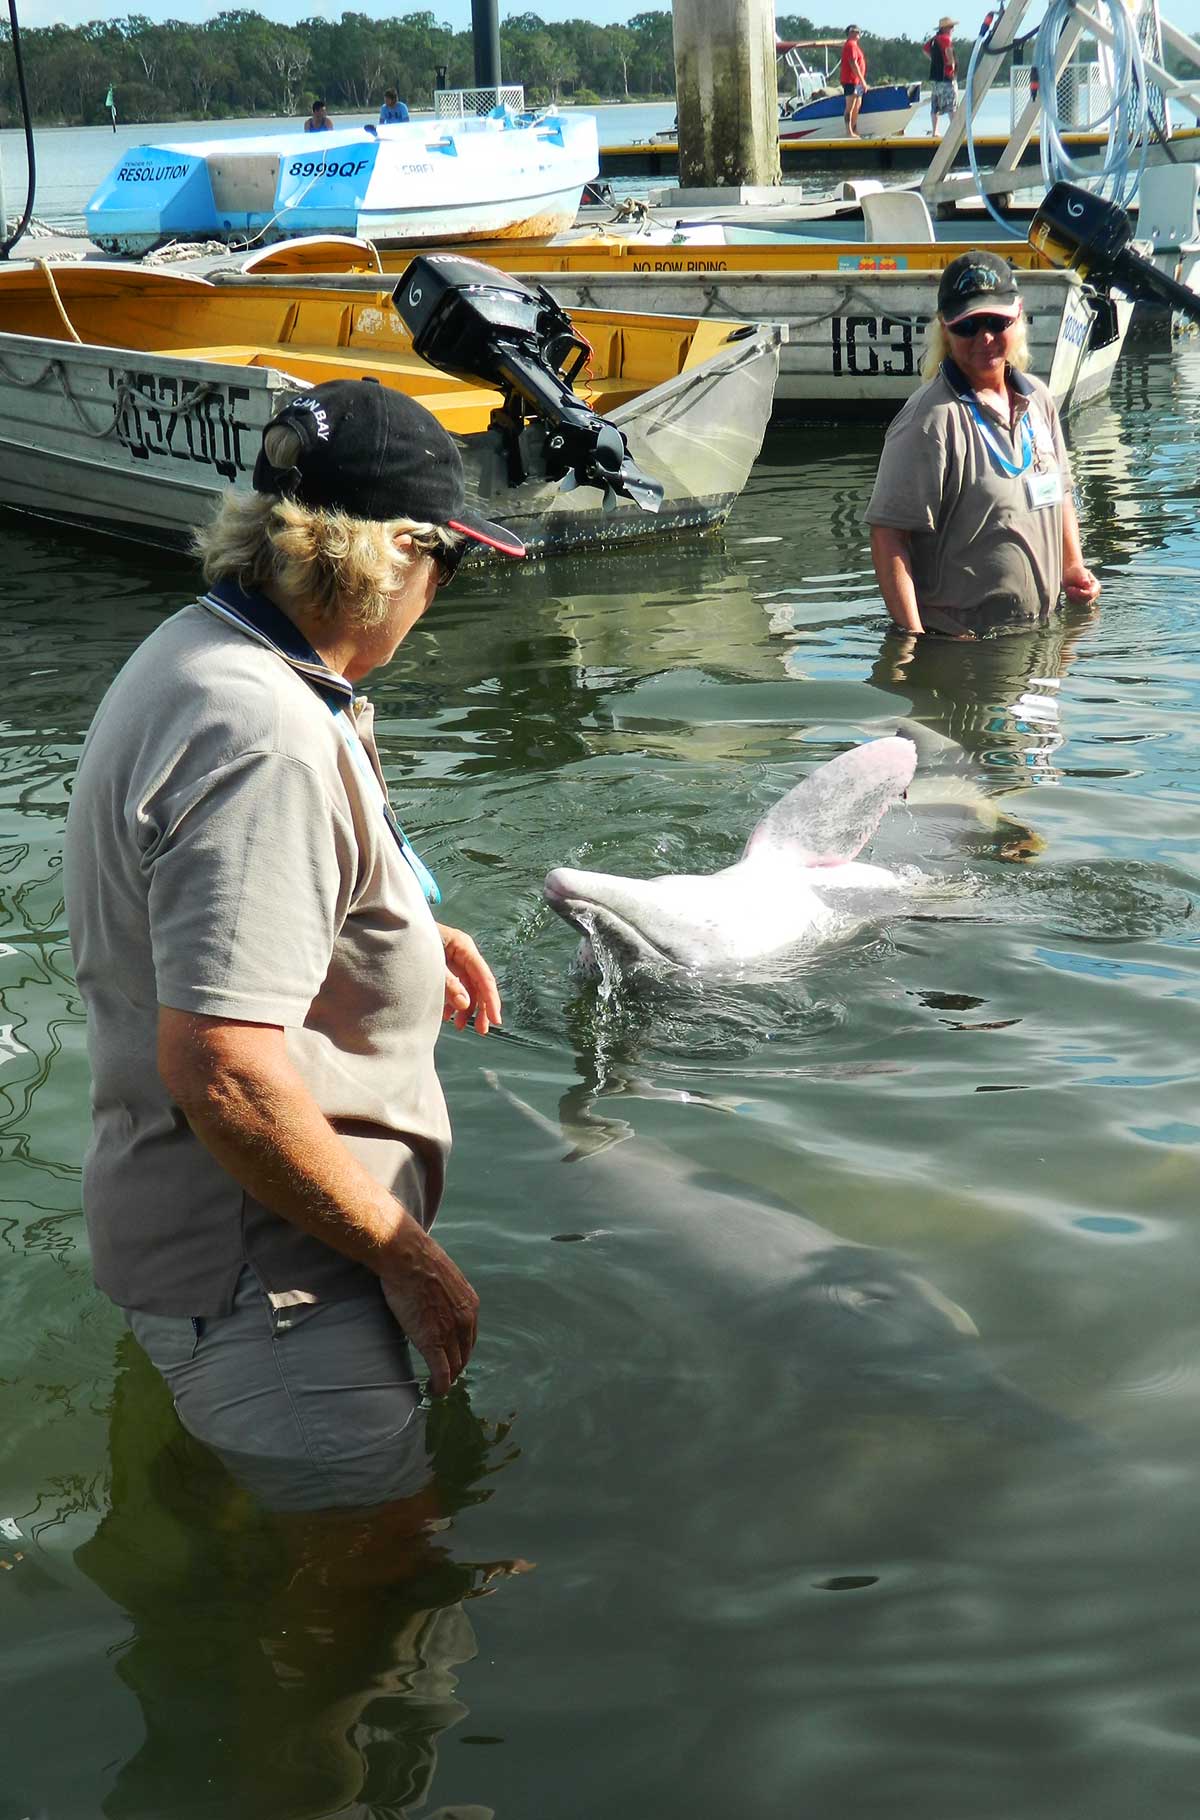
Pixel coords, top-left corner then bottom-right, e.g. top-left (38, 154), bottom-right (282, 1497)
top-left (866, 250), bottom-right (1100, 639)
top-left (64, 380), bottom-right (525, 1511)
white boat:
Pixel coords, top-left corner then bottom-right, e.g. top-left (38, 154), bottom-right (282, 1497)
top-left (83, 110), bottom-right (599, 257)
top-left (776, 38), bottom-right (922, 142)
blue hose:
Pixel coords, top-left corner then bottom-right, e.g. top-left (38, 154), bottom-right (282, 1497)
top-left (1034, 0), bottom-right (1148, 207)
top-left (961, 0), bottom-right (1151, 235)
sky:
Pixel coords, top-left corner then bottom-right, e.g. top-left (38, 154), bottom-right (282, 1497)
top-left (13, 0), bottom-right (986, 39)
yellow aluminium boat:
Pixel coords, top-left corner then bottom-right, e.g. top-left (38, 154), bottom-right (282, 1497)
top-left (238, 231), bottom-right (1129, 420)
top-left (0, 256), bottom-right (782, 552)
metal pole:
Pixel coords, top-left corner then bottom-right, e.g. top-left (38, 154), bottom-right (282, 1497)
top-left (471, 0), bottom-right (502, 89)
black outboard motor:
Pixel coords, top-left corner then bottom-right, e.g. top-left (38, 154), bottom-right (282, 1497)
top-left (393, 253), bottom-right (664, 513)
top-left (1029, 182), bottom-right (1200, 326)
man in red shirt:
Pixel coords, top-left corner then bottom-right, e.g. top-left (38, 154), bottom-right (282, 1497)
top-left (840, 25), bottom-right (868, 138)
top-left (922, 16), bottom-right (959, 134)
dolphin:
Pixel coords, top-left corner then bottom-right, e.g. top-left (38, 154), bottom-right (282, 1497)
top-left (483, 1072), bottom-right (1081, 1449)
top-left (543, 733), bottom-right (918, 978)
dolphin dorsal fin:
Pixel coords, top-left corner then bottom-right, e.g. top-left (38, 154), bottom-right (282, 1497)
top-left (743, 737), bottom-right (917, 868)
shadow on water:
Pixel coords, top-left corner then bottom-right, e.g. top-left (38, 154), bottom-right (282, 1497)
top-left (64, 1338), bottom-right (526, 1820)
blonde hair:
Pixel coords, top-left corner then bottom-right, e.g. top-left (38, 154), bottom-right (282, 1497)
top-left (920, 308), bottom-right (1031, 381)
top-left (192, 488), bottom-right (461, 629)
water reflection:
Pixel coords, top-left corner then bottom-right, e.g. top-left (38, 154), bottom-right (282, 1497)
top-left (73, 1339), bottom-right (524, 1820)
top-left (864, 608), bottom-right (1098, 788)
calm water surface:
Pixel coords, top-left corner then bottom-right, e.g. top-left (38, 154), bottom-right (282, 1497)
top-left (1, 338), bottom-right (1199, 1818)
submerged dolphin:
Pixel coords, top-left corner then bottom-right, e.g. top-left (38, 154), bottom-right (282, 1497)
top-left (485, 1073), bottom-right (1078, 1446)
top-left (544, 734), bottom-right (918, 977)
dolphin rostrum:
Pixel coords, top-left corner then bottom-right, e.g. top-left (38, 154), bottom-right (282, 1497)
top-left (543, 734), bottom-right (918, 978)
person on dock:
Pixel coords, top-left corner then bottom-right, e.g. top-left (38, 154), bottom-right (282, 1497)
top-left (304, 96), bottom-right (333, 131)
top-left (923, 16), bottom-right (959, 134)
top-left (840, 25), bottom-right (868, 138)
top-left (64, 380), bottom-right (526, 1508)
top-left (866, 250), bottom-right (1100, 639)
top-left (379, 87), bottom-right (410, 124)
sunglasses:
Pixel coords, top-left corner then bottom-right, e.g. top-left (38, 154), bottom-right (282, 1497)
top-left (946, 312), bottom-right (1016, 338)
top-left (434, 537), bottom-right (468, 587)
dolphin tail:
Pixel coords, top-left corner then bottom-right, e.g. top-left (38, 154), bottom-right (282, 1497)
top-left (743, 735), bottom-right (917, 867)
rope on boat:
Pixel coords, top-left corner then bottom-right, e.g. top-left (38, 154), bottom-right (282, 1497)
top-left (700, 282), bottom-right (929, 330)
top-left (35, 260), bottom-right (82, 343)
top-left (0, 351), bottom-right (224, 440)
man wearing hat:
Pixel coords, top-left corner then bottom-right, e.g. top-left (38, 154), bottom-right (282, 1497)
top-left (65, 381), bottom-right (525, 1509)
top-left (923, 16), bottom-right (959, 133)
top-left (866, 251), bottom-right (1100, 639)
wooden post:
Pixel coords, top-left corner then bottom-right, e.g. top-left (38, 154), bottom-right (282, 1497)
top-left (672, 0), bottom-right (781, 189)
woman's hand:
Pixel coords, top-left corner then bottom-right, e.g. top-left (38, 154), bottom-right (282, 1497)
top-left (1063, 561), bottom-right (1101, 605)
top-left (379, 1221), bottom-right (479, 1396)
top-left (437, 924), bottom-right (502, 1035)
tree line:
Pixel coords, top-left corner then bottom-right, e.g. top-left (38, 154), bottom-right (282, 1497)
top-left (0, 10), bottom-right (1189, 128)
top-left (0, 9), bottom-right (961, 128)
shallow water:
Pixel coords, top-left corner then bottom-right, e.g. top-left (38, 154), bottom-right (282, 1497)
top-left (1, 336), bottom-right (1200, 1818)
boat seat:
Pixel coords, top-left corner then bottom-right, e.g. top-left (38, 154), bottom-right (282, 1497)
top-left (243, 345), bottom-right (490, 396)
top-left (163, 345), bottom-right (271, 365)
top-left (579, 378), bottom-right (648, 408)
top-left (860, 189), bottom-right (935, 243)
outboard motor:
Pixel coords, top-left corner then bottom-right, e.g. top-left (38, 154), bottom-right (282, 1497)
top-left (1029, 182), bottom-right (1200, 326)
top-left (393, 253), bottom-right (664, 513)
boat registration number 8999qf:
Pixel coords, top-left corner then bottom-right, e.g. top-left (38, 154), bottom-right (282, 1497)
top-left (287, 159), bottom-right (370, 179)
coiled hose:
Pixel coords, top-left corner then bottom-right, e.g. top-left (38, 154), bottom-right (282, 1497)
top-left (963, 0), bottom-right (1151, 237)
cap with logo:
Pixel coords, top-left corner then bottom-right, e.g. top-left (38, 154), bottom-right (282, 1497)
top-left (252, 378), bottom-right (526, 559)
top-left (937, 250), bottom-right (1021, 326)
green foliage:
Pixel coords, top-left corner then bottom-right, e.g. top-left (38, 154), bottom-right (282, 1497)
top-left (0, 6), bottom-right (699, 124)
top-left (0, 7), bottom-right (972, 123)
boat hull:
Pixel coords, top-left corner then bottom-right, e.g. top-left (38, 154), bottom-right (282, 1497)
top-left (241, 244), bottom-right (1126, 423)
top-left (779, 83), bottom-right (922, 141)
top-left (537, 268), bottom-right (1128, 419)
top-left (0, 316), bottom-right (780, 553)
top-left (84, 114), bottom-right (599, 255)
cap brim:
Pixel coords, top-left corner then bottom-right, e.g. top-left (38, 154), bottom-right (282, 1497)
top-left (447, 511), bottom-right (527, 559)
top-left (943, 297), bottom-right (1021, 326)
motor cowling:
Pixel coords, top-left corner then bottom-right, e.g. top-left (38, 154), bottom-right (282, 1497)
top-left (1029, 182), bottom-right (1200, 325)
top-left (393, 253), bottom-right (663, 512)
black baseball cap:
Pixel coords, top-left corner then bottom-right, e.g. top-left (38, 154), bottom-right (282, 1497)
top-left (937, 250), bottom-right (1021, 326)
top-left (252, 379), bottom-right (526, 558)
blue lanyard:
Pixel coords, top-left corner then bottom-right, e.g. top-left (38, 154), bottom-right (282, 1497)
top-left (329, 709), bottom-right (442, 905)
top-left (965, 395), bottom-right (1034, 479)
top-left (201, 585), bottom-right (442, 906)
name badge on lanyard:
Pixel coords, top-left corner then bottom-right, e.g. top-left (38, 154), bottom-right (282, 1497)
top-left (967, 391), bottom-right (1063, 516)
top-left (1025, 468), bottom-right (1063, 510)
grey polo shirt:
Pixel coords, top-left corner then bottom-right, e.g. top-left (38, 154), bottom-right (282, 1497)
top-left (64, 587), bottom-right (451, 1317)
top-left (866, 361), bottom-right (1072, 636)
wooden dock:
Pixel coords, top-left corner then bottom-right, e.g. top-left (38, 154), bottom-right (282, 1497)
top-left (599, 127), bottom-right (1200, 180)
